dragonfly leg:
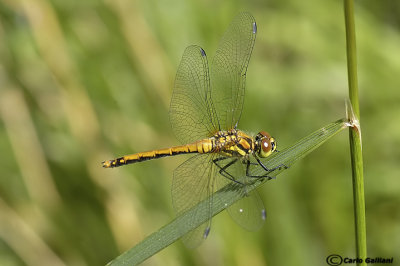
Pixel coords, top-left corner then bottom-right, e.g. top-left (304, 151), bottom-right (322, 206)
top-left (244, 159), bottom-right (272, 180)
top-left (253, 157), bottom-right (288, 178)
top-left (213, 157), bottom-right (244, 185)
top-left (241, 158), bottom-right (257, 168)
top-left (244, 157), bottom-right (288, 180)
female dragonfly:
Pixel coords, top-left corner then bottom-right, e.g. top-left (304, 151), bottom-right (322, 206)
top-left (103, 12), bottom-right (281, 248)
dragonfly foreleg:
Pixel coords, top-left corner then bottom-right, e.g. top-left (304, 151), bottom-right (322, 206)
top-left (252, 156), bottom-right (289, 178)
top-left (213, 157), bottom-right (244, 185)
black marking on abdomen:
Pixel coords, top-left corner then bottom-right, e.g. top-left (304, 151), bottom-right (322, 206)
top-left (170, 149), bottom-right (191, 156)
top-left (113, 148), bottom-right (199, 167)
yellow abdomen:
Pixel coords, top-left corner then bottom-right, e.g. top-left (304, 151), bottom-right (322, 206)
top-left (102, 139), bottom-right (213, 168)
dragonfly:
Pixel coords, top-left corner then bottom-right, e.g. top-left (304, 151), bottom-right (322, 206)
top-left (103, 12), bottom-right (282, 248)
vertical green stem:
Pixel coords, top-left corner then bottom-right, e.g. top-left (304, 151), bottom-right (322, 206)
top-left (344, 0), bottom-right (367, 264)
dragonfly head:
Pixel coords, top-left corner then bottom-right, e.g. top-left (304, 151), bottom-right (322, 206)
top-left (255, 131), bottom-right (277, 158)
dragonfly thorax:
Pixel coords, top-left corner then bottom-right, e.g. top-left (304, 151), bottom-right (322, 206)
top-left (210, 129), bottom-right (255, 158)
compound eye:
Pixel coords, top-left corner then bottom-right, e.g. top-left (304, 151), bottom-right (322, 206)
top-left (258, 136), bottom-right (277, 158)
top-left (262, 139), bottom-right (271, 152)
top-left (256, 131), bottom-right (270, 142)
top-left (259, 131), bottom-right (271, 138)
top-left (259, 138), bottom-right (273, 158)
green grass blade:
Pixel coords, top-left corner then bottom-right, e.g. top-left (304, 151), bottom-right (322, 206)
top-left (344, 0), bottom-right (367, 264)
top-left (107, 118), bottom-right (350, 266)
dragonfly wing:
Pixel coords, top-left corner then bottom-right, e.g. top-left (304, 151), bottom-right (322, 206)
top-left (215, 156), bottom-right (266, 231)
top-left (210, 12), bottom-right (257, 130)
top-left (227, 189), bottom-right (266, 231)
top-left (172, 154), bottom-right (217, 248)
top-left (170, 45), bottom-right (219, 144)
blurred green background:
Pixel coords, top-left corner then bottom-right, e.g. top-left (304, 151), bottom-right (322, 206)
top-left (1, 0), bottom-right (399, 265)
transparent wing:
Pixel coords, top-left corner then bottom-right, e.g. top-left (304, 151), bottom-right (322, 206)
top-left (210, 12), bottom-right (257, 130)
top-left (172, 154), bottom-right (217, 248)
top-left (169, 45), bottom-right (219, 144)
top-left (227, 190), bottom-right (266, 231)
top-left (215, 156), bottom-right (266, 231)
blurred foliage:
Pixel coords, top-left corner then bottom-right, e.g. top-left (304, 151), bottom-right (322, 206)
top-left (0, 0), bottom-right (399, 266)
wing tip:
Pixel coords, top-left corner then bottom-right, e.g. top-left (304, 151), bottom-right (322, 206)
top-left (252, 22), bottom-right (257, 34)
top-left (200, 47), bottom-right (206, 57)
